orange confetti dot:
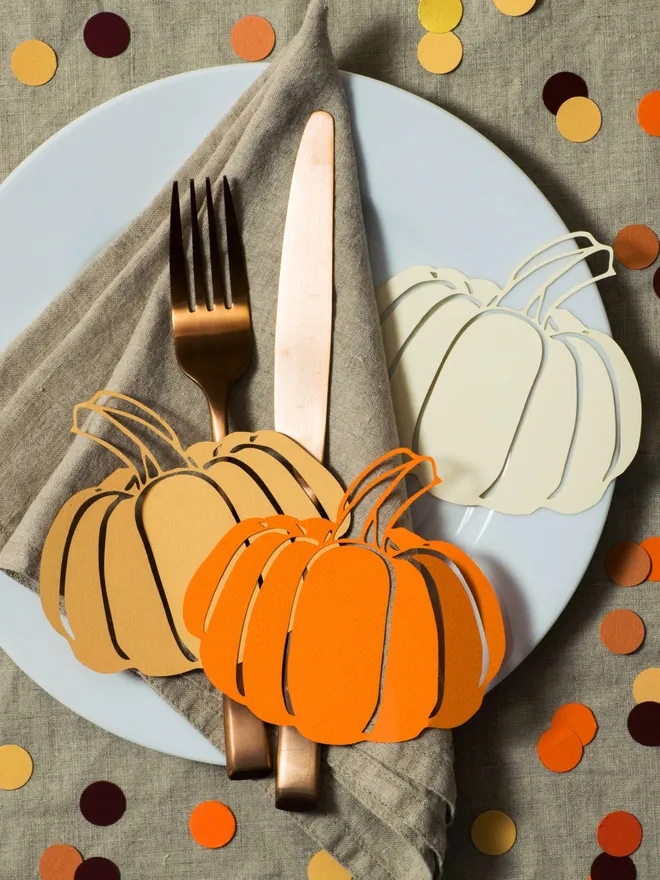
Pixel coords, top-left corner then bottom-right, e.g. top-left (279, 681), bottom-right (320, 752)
top-left (597, 811), bottom-right (643, 857)
top-left (230, 15), bottom-right (275, 62)
top-left (470, 810), bottom-right (517, 855)
top-left (638, 91), bottom-right (660, 136)
top-left (556, 96), bottom-right (602, 143)
top-left (0, 744), bottom-right (33, 789)
top-left (613, 225), bottom-right (659, 270)
top-left (493, 0), bottom-right (536, 14)
top-left (640, 536), bottom-right (660, 580)
top-left (308, 849), bottom-right (352, 879)
top-left (599, 609), bottom-right (645, 655)
top-left (537, 726), bottom-right (583, 772)
top-left (39, 844), bottom-right (83, 880)
top-left (189, 800), bottom-right (236, 849)
top-left (605, 542), bottom-right (651, 587)
top-left (632, 667), bottom-right (660, 704)
top-left (551, 703), bottom-right (597, 746)
top-left (11, 39), bottom-right (57, 87)
top-left (417, 31), bottom-right (463, 75)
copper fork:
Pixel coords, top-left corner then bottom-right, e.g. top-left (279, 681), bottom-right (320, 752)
top-left (169, 176), bottom-right (272, 780)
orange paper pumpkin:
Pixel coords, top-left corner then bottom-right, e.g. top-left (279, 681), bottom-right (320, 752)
top-left (185, 449), bottom-right (505, 744)
top-left (40, 392), bottom-right (346, 677)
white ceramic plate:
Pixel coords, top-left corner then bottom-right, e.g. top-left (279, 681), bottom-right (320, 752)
top-left (0, 65), bottom-right (611, 762)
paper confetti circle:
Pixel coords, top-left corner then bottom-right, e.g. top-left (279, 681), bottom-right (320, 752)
top-left (633, 668), bottom-right (660, 704)
top-left (542, 72), bottom-right (589, 115)
top-left (189, 800), bottom-right (236, 849)
top-left (556, 96), bottom-right (602, 143)
top-left (551, 703), bottom-right (597, 745)
top-left (418, 0), bottom-right (463, 33)
top-left (590, 852), bottom-right (637, 880)
top-left (493, 0), bottom-right (536, 16)
top-left (11, 40), bottom-right (57, 86)
top-left (613, 225), bottom-right (659, 270)
top-left (597, 811), bottom-right (643, 857)
top-left (74, 858), bottom-right (120, 880)
top-left (230, 15), bottom-right (276, 62)
top-left (79, 781), bottom-right (126, 826)
top-left (641, 536), bottom-right (660, 579)
top-left (470, 810), bottom-right (517, 855)
top-left (605, 542), bottom-right (651, 587)
top-left (627, 701), bottom-right (660, 746)
top-left (600, 609), bottom-right (645, 655)
top-left (83, 13), bottom-right (131, 59)
top-left (0, 744), bottom-right (33, 789)
top-left (417, 32), bottom-right (463, 74)
top-left (39, 844), bottom-right (83, 880)
top-left (654, 268), bottom-right (660, 300)
top-left (537, 726), bottom-right (583, 772)
top-left (308, 850), bottom-right (352, 880)
top-left (638, 91), bottom-right (660, 137)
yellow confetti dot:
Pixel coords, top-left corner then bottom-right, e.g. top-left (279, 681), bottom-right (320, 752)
top-left (418, 0), bottom-right (463, 33)
top-left (11, 39), bottom-right (57, 87)
top-left (556, 96), bottom-right (602, 143)
top-left (0, 745), bottom-right (33, 790)
top-left (417, 32), bottom-right (463, 75)
top-left (471, 810), bottom-right (517, 856)
top-left (308, 850), bottom-right (352, 880)
top-left (493, 0), bottom-right (536, 14)
top-left (633, 668), bottom-right (660, 704)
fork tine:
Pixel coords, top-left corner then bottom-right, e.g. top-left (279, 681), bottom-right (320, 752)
top-left (169, 182), bottom-right (190, 312)
top-left (206, 178), bottom-right (227, 309)
top-left (190, 180), bottom-right (208, 311)
top-left (223, 177), bottom-right (250, 311)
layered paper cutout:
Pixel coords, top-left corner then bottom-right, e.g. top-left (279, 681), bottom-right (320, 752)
top-left (40, 392), bottom-right (346, 676)
top-left (377, 233), bottom-right (642, 515)
top-left (185, 448), bottom-right (505, 745)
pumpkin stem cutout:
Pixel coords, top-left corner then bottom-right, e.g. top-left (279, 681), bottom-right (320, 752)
top-left (40, 392), bottom-right (347, 677)
top-left (185, 448), bottom-right (506, 745)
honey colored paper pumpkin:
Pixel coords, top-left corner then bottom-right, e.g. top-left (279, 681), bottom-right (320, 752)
top-left (40, 392), bottom-right (346, 677)
top-left (377, 233), bottom-right (642, 515)
top-left (185, 449), bottom-right (505, 745)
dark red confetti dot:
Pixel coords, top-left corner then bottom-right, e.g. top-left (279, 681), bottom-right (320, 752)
top-left (590, 852), bottom-right (636, 880)
top-left (627, 701), bottom-right (660, 746)
top-left (543, 72), bottom-right (589, 115)
top-left (83, 12), bottom-right (130, 58)
top-left (653, 266), bottom-right (660, 298)
top-left (80, 781), bottom-right (126, 826)
top-left (74, 857), bottom-right (121, 880)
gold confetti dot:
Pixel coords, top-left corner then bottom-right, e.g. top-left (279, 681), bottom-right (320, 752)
top-left (493, 0), bottom-right (536, 15)
top-left (633, 668), bottom-right (660, 704)
top-left (0, 745), bottom-right (33, 790)
top-left (417, 32), bottom-right (463, 75)
top-left (556, 96), bottom-right (602, 143)
top-left (471, 810), bottom-right (517, 855)
top-left (418, 0), bottom-right (463, 33)
top-left (11, 39), bottom-right (57, 86)
top-left (308, 850), bottom-right (352, 880)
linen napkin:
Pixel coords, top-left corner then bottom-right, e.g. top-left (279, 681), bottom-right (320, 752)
top-left (0, 1), bottom-right (455, 876)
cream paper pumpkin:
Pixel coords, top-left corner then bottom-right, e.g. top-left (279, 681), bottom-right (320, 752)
top-left (376, 233), bottom-right (642, 515)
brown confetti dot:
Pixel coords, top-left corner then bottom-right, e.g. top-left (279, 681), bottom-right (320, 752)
top-left (597, 811), bottom-right (643, 857)
top-left (470, 810), bottom-right (517, 855)
top-left (74, 858), bottom-right (120, 880)
top-left (79, 781), bottom-right (125, 826)
top-left (599, 609), bottom-right (645, 655)
top-left (551, 703), bottom-right (597, 745)
top-left (627, 701), bottom-right (660, 746)
top-left (640, 536), bottom-right (660, 579)
top-left (39, 844), bottom-right (83, 880)
top-left (83, 13), bottom-right (130, 59)
top-left (543, 72), bottom-right (588, 115)
top-left (230, 16), bottom-right (275, 62)
top-left (590, 853), bottom-right (636, 880)
top-left (613, 225), bottom-right (659, 270)
top-left (537, 725), bottom-right (583, 772)
top-left (605, 542), bottom-right (651, 587)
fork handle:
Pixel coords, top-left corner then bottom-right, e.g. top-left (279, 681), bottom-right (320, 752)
top-left (208, 400), bottom-right (273, 781)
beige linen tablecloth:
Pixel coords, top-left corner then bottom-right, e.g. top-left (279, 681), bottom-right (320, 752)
top-left (1, 1), bottom-right (659, 878)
